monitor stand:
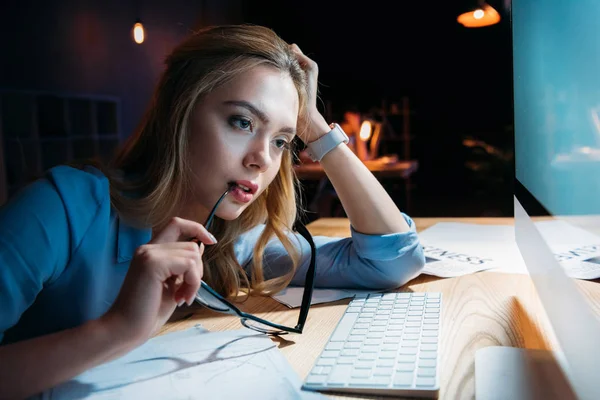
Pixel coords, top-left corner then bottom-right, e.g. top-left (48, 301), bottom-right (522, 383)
top-left (475, 346), bottom-right (577, 400)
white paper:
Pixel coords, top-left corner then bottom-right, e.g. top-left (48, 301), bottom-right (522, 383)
top-left (418, 223), bottom-right (528, 277)
top-left (535, 219), bottom-right (600, 279)
top-left (43, 327), bottom-right (325, 400)
top-left (417, 221), bottom-right (600, 279)
top-left (272, 287), bottom-right (378, 308)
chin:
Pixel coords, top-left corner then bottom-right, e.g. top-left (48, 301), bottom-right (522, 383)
top-left (216, 204), bottom-right (248, 221)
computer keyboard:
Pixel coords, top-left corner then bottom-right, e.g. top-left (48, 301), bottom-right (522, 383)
top-left (302, 292), bottom-right (442, 398)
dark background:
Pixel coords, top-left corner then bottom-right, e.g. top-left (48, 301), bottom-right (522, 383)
top-left (0, 0), bottom-right (514, 217)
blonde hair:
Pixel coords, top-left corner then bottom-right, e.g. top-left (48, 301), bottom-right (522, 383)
top-left (106, 25), bottom-right (309, 299)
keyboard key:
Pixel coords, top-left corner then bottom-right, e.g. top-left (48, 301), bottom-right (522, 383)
top-left (355, 360), bottom-right (375, 369)
top-left (419, 351), bottom-right (437, 360)
top-left (376, 359), bottom-right (395, 368)
top-left (373, 367), bottom-right (394, 376)
top-left (348, 377), bottom-right (389, 387)
top-left (393, 372), bottom-right (414, 387)
top-left (321, 350), bottom-right (341, 358)
top-left (328, 365), bottom-right (353, 385)
top-left (351, 369), bottom-right (372, 378)
top-left (306, 374), bottom-right (327, 385)
top-left (416, 377), bottom-right (436, 387)
top-left (417, 368), bottom-right (436, 377)
top-left (402, 339), bottom-right (419, 347)
top-left (419, 359), bottom-right (437, 368)
top-left (396, 363), bottom-right (416, 372)
top-left (399, 347), bottom-right (418, 355)
top-left (397, 355), bottom-right (417, 363)
top-left (348, 335), bottom-right (367, 342)
top-left (330, 313), bottom-right (358, 341)
top-left (317, 358), bottom-right (336, 366)
top-left (325, 342), bottom-right (344, 350)
top-left (379, 350), bottom-right (397, 359)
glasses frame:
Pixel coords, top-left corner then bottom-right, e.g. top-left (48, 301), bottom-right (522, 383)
top-left (195, 221), bottom-right (316, 335)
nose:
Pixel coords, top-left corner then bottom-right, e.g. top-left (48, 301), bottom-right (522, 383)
top-left (243, 138), bottom-right (273, 173)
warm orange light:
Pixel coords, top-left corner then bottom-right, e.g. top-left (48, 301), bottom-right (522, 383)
top-left (133, 22), bottom-right (145, 44)
top-left (457, 5), bottom-right (501, 28)
top-left (359, 121), bottom-right (372, 141)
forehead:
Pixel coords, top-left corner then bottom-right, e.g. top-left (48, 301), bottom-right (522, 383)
top-left (206, 65), bottom-right (299, 127)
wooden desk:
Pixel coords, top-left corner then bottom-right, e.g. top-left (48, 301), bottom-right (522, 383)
top-left (160, 218), bottom-right (600, 399)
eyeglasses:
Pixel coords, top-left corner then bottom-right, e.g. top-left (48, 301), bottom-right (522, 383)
top-left (193, 185), bottom-right (316, 335)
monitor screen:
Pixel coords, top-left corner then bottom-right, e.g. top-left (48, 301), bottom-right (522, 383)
top-left (513, 0), bottom-right (600, 398)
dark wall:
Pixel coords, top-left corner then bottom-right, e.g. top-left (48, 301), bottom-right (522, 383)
top-left (0, 0), bottom-right (243, 140)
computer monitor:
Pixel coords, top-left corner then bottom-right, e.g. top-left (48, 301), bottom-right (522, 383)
top-left (475, 1), bottom-right (600, 399)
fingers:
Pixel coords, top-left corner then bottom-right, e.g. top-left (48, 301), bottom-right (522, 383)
top-left (152, 217), bottom-right (217, 246)
top-left (290, 43), bottom-right (318, 73)
top-left (137, 242), bottom-right (204, 306)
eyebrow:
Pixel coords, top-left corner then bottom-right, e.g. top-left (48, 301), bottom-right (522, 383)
top-left (223, 100), bottom-right (296, 135)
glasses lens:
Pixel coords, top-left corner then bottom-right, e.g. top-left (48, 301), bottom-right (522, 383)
top-left (240, 318), bottom-right (288, 335)
top-left (195, 285), bottom-right (231, 312)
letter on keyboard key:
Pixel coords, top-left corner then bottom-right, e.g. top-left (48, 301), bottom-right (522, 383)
top-left (330, 312), bottom-right (359, 341)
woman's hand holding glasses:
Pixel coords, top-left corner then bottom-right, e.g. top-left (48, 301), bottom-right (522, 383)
top-left (101, 217), bottom-right (217, 347)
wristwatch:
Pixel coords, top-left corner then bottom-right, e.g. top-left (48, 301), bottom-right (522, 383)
top-left (305, 123), bottom-right (349, 162)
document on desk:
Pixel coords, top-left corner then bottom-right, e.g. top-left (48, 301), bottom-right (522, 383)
top-left (418, 221), bottom-right (600, 279)
top-left (418, 223), bottom-right (528, 277)
top-left (535, 219), bottom-right (600, 279)
top-left (43, 326), bottom-right (325, 400)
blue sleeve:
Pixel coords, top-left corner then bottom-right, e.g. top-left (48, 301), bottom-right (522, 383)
top-left (259, 213), bottom-right (425, 290)
top-left (0, 165), bottom-right (106, 343)
top-left (0, 178), bottom-right (70, 343)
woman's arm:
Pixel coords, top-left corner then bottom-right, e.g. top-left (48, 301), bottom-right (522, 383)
top-left (291, 44), bottom-right (409, 235)
top-left (318, 135), bottom-right (410, 234)
top-left (0, 316), bottom-right (134, 400)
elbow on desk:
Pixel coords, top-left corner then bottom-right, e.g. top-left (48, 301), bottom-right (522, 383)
top-left (365, 244), bottom-right (426, 291)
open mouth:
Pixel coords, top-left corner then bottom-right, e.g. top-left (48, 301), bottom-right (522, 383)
top-left (228, 180), bottom-right (258, 195)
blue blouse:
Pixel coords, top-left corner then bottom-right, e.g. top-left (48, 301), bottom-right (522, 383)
top-left (0, 166), bottom-right (425, 344)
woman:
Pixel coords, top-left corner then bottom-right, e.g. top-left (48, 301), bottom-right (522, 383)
top-left (0, 24), bottom-right (424, 398)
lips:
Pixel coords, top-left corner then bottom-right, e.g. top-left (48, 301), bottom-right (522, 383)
top-left (227, 180), bottom-right (259, 204)
top-left (230, 180), bottom-right (258, 195)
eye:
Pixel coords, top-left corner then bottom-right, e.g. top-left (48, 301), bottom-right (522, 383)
top-left (229, 116), bottom-right (253, 132)
top-left (273, 138), bottom-right (291, 150)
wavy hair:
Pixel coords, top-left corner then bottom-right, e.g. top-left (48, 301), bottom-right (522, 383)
top-left (103, 25), bottom-right (309, 299)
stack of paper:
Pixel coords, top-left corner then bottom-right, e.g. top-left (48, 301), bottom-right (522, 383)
top-left (42, 325), bottom-right (324, 400)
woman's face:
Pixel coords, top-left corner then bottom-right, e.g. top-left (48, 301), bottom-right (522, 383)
top-left (186, 64), bottom-right (299, 224)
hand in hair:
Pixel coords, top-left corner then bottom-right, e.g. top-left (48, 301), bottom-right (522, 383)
top-left (289, 43), bottom-right (332, 144)
top-left (101, 217), bottom-right (217, 346)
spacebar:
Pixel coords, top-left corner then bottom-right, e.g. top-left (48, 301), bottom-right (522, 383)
top-left (330, 313), bottom-right (359, 342)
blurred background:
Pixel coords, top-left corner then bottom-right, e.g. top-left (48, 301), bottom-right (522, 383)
top-left (0, 0), bottom-right (514, 219)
